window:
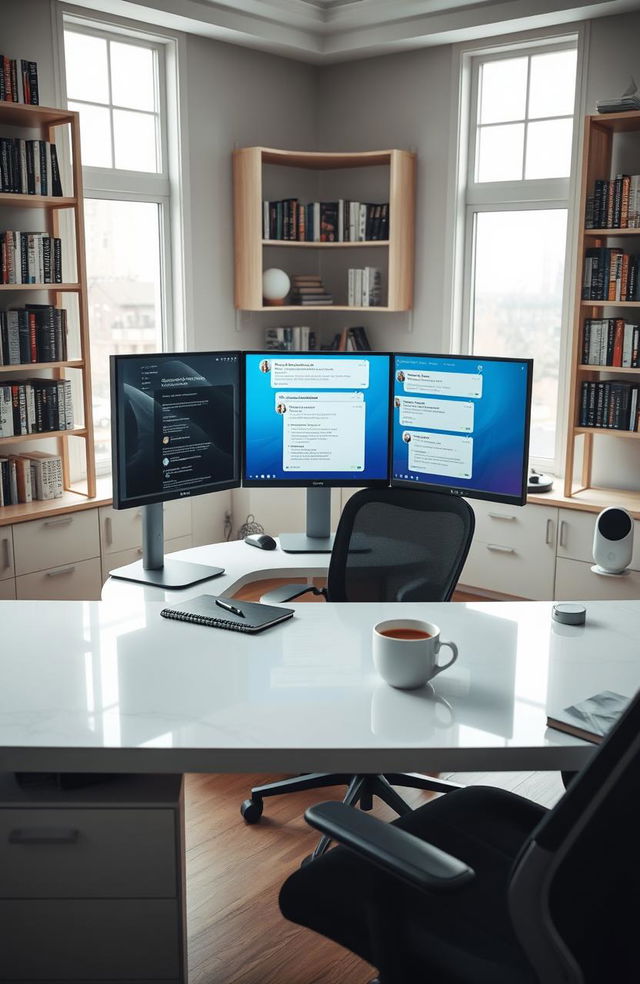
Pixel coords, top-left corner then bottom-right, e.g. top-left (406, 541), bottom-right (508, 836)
top-left (62, 20), bottom-right (174, 475)
top-left (460, 41), bottom-right (579, 467)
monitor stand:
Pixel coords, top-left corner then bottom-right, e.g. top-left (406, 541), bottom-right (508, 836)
top-left (279, 487), bottom-right (334, 553)
top-left (109, 502), bottom-right (225, 588)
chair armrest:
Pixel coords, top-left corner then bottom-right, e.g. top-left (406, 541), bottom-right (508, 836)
top-left (260, 583), bottom-right (325, 605)
top-left (305, 801), bottom-right (474, 894)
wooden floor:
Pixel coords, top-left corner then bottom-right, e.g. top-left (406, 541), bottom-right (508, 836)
top-left (183, 579), bottom-right (565, 982)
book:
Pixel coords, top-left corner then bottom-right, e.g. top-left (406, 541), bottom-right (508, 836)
top-left (160, 594), bottom-right (295, 634)
top-left (546, 690), bottom-right (630, 744)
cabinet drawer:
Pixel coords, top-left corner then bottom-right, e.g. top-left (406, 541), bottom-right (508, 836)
top-left (0, 899), bottom-right (180, 979)
top-left (470, 501), bottom-right (558, 551)
top-left (0, 576), bottom-right (16, 598)
top-left (102, 535), bottom-right (192, 584)
top-left (556, 510), bottom-right (640, 570)
top-left (100, 500), bottom-right (192, 555)
top-left (460, 538), bottom-right (556, 600)
top-left (555, 557), bottom-right (640, 600)
top-left (0, 527), bottom-right (15, 580)
top-left (0, 807), bottom-right (177, 898)
top-left (13, 510), bottom-right (100, 576)
top-left (15, 557), bottom-right (102, 600)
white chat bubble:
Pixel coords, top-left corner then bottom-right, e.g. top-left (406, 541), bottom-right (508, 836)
top-left (270, 359), bottom-right (370, 390)
top-left (401, 369), bottom-right (483, 399)
top-left (282, 393), bottom-right (365, 472)
top-left (399, 396), bottom-right (474, 433)
top-left (406, 431), bottom-right (473, 480)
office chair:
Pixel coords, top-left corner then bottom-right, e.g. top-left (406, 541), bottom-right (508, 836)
top-left (279, 685), bottom-right (640, 984)
top-left (241, 487), bottom-right (476, 858)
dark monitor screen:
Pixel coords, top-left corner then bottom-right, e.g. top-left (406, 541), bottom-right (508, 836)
top-left (390, 353), bottom-right (532, 506)
top-left (111, 351), bottom-right (240, 510)
top-left (243, 352), bottom-right (391, 487)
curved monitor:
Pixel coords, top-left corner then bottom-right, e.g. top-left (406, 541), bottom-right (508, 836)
top-left (390, 353), bottom-right (532, 506)
top-left (111, 350), bottom-right (240, 511)
top-left (242, 351), bottom-right (391, 488)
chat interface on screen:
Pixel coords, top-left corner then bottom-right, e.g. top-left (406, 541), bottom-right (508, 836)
top-left (116, 353), bottom-right (239, 504)
top-left (244, 353), bottom-right (390, 482)
top-left (391, 354), bottom-right (530, 500)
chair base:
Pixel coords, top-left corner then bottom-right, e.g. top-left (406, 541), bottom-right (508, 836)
top-left (241, 771), bottom-right (463, 860)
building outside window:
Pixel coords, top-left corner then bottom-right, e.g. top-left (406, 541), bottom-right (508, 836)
top-left (459, 40), bottom-right (579, 469)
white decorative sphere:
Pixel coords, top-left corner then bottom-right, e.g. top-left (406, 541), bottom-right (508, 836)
top-left (262, 267), bottom-right (290, 300)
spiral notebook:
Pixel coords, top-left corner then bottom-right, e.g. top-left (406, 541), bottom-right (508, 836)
top-left (160, 594), bottom-right (295, 634)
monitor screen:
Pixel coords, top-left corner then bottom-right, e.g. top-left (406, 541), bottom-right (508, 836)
top-left (390, 353), bottom-right (532, 506)
top-left (111, 351), bottom-right (240, 510)
top-left (243, 352), bottom-right (391, 486)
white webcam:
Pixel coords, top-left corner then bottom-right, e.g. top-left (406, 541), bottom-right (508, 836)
top-left (592, 506), bottom-right (634, 576)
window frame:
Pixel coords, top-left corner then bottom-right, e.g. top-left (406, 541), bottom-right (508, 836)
top-left (454, 31), bottom-right (585, 473)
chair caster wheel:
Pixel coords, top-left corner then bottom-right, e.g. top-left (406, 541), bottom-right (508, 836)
top-left (241, 798), bottom-right (263, 823)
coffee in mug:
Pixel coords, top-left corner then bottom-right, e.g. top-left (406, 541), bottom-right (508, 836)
top-left (372, 618), bottom-right (458, 690)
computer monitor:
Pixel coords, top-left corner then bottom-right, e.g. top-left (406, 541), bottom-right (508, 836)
top-left (390, 353), bottom-right (532, 506)
top-left (243, 351), bottom-right (391, 552)
top-left (110, 350), bottom-right (241, 587)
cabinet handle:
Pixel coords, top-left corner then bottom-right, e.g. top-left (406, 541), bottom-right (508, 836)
top-left (559, 520), bottom-right (568, 548)
top-left (105, 516), bottom-right (113, 546)
top-left (488, 512), bottom-right (515, 521)
top-left (2, 537), bottom-right (10, 570)
top-left (43, 517), bottom-right (73, 529)
top-left (46, 565), bottom-right (76, 578)
top-left (487, 543), bottom-right (515, 554)
top-left (545, 518), bottom-right (554, 545)
top-left (9, 826), bottom-right (79, 845)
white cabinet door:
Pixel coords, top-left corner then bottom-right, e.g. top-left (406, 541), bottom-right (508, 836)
top-left (13, 511), bottom-right (100, 576)
top-left (555, 557), bottom-right (640, 600)
top-left (0, 577), bottom-right (15, 599)
top-left (16, 557), bottom-right (102, 600)
top-left (0, 527), bottom-right (14, 582)
top-left (100, 500), bottom-right (192, 555)
top-left (459, 501), bottom-right (558, 600)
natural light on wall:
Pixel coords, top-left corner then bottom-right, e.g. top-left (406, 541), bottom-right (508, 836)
top-left (466, 44), bottom-right (578, 467)
top-left (63, 23), bottom-right (170, 476)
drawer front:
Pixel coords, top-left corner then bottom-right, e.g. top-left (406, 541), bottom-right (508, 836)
top-left (15, 557), bottom-right (102, 600)
top-left (13, 510), bottom-right (100, 576)
top-left (102, 535), bottom-right (192, 584)
top-left (0, 527), bottom-right (15, 580)
top-left (0, 575), bottom-right (16, 598)
top-left (555, 557), bottom-right (640, 600)
top-left (460, 539), bottom-right (556, 600)
top-left (100, 500), bottom-right (192, 556)
top-left (556, 509), bottom-right (640, 570)
top-left (470, 500), bottom-right (558, 551)
top-left (0, 899), bottom-right (180, 979)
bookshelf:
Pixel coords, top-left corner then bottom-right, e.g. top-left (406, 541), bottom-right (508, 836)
top-left (0, 103), bottom-right (95, 516)
top-left (564, 111), bottom-right (640, 510)
top-left (233, 147), bottom-right (415, 312)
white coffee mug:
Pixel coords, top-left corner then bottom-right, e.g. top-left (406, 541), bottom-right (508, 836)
top-left (372, 618), bottom-right (458, 690)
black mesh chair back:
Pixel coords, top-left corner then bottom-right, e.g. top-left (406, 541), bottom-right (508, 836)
top-left (509, 686), bottom-right (640, 983)
top-left (327, 487), bottom-right (475, 603)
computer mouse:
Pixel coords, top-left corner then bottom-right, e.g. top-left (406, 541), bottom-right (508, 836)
top-left (244, 533), bottom-right (277, 550)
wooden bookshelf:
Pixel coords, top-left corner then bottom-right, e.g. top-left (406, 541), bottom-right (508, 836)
top-left (564, 111), bottom-right (640, 510)
top-left (233, 146), bottom-right (415, 312)
top-left (0, 103), bottom-right (95, 511)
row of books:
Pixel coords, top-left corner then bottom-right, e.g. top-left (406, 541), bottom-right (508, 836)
top-left (582, 318), bottom-right (640, 367)
top-left (0, 138), bottom-right (63, 196)
top-left (263, 199), bottom-right (389, 242)
top-left (0, 305), bottom-right (68, 366)
top-left (333, 325), bottom-right (372, 351)
top-left (0, 230), bottom-right (63, 285)
top-left (289, 274), bottom-right (333, 306)
top-left (582, 247), bottom-right (639, 301)
top-left (0, 451), bottom-right (63, 506)
top-left (0, 379), bottom-right (74, 436)
top-left (264, 326), bottom-right (317, 351)
top-left (579, 380), bottom-right (640, 431)
top-left (348, 267), bottom-right (382, 307)
top-left (585, 174), bottom-right (640, 229)
top-left (0, 56), bottom-right (39, 105)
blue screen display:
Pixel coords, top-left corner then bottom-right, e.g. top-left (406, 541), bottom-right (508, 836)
top-left (391, 354), bottom-right (532, 504)
top-left (244, 352), bottom-right (390, 484)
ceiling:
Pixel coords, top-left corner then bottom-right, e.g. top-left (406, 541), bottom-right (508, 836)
top-left (70, 0), bottom-right (640, 62)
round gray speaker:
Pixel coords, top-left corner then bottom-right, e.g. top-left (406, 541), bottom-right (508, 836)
top-left (592, 506), bottom-right (634, 575)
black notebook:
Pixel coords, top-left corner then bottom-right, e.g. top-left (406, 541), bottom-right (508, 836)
top-left (160, 594), bottom-right (294, 634)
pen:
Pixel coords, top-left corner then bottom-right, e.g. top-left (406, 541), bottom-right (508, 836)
top-left (216, 598), bottom-right (245, 618)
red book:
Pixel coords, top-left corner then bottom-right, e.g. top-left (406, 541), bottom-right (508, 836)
top-left (612, 319), bottom-right (625, 367)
